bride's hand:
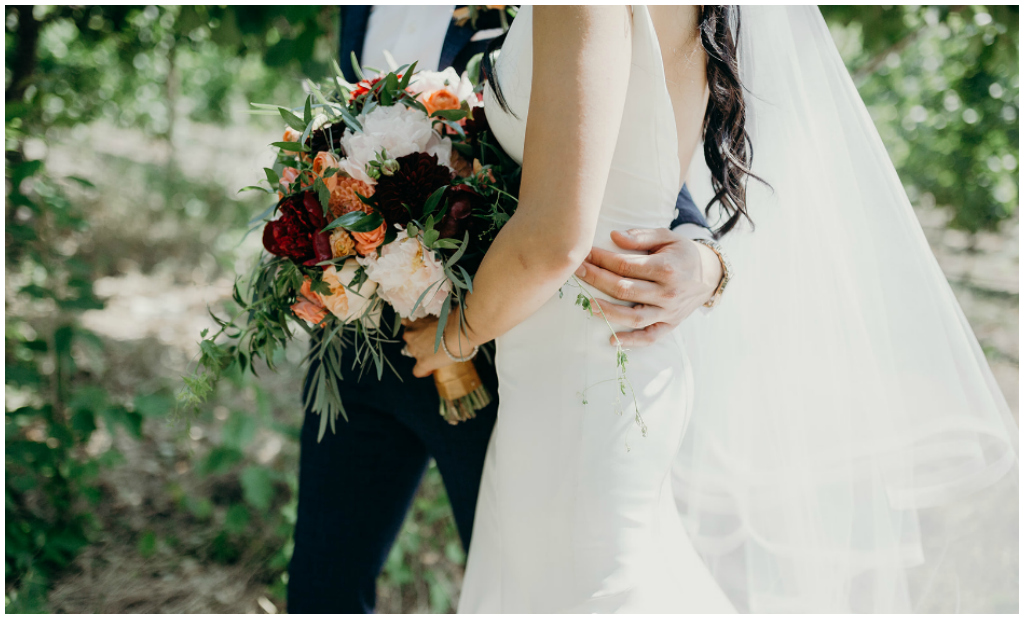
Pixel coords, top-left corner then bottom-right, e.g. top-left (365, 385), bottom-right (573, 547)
top-left (574, 228), bottom-right (722, 348)
top-left (401, 317), bottom-right (457, 378)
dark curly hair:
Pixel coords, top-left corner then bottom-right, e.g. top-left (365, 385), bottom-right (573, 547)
top-left (482, 6), bottom-right (758, 238)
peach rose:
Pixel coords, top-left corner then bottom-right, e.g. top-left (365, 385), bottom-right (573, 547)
top-left (330, 229), bottom-right (356, 258)
top-left (352, 223), bottom-right (386, 256)
top-left (423, 89), bottom-right (461, 116)
top-left (312, 152), bottom-right (341, 191)
top-left (329, 177), bottom-right (375, 218)
top-left (318, 261), bottom-right (380, 326)
top-left (291, 278), bottom-right (329, 327)
top-left (283, 127), bottom-right (302, 142)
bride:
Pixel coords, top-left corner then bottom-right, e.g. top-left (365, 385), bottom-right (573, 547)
top-left (404, 5), bottom-right (1018, 613)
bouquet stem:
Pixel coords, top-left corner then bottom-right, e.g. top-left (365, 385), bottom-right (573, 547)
top-left (433, 360), bottom-right (492, 425)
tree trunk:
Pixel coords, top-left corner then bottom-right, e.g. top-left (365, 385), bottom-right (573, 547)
top-left (6, 6), bottom-right (41, 102)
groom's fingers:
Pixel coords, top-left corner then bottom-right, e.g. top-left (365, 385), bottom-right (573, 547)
top-left (592, 298), bottom-right (662, 329)
top-left (587, 246), bottom-right (664, 284)
top-left (612, 321), bottom-right (674, 348)
top-left (575, 260), bottom-right (662, 305)
top-left (610, 228), bottom-right (677, 252)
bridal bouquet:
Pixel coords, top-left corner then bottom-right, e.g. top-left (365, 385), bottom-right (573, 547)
top-left (180, 59), bottom-right (521, 438)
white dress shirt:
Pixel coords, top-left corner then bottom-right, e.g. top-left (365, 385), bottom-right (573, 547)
top-left (362, 5), bottom-right (456, 75)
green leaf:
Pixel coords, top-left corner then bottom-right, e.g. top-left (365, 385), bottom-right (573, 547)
top-left (457, 264), bottom-right (474, 294)
top-left (66, 175), bottom-right (96, 188)
top-left (422, 185), bottom-right (448, 217)
top-left (271, 140), bottom-right (308, 153)
top-left (279, 107), bottom-right (306, 131)
top-left (350, 51), bottom-right (366, 81)
top-left (434, 294), bottom-right (452, 353)
top-left (303, 95), bottom-right (313, 124)
top-left (445, 231), bottom-right (471, 267)
top-left (323, 210), bottom-right (383, 233)
top-left (240, 466), bottom-right (275, 511)
top-left (398, 61), bottom-right (418, 90)
top-left (239, 185), bottom-right (272, 194)
top-left (431, 108), bottom-right (470, 121)
top-left (313, 176), bottom-right (331, 212)
top-left (264, 167), bottom-right (280, 186)
top-left (332, 58), bottom-right (347, 82)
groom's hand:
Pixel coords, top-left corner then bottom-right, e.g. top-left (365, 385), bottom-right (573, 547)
top-left (575, 228), bottom-right (722, 347)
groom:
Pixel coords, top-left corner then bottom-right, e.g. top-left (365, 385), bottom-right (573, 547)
top-left (287, 6), bottom-right (723, 613)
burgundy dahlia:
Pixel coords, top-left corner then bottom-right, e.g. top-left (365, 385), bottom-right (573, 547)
top-left (305, 123), bottom-right (345, 157)
top-left (462, 106), bottom-right (490, 143)
top-left (373, 152), bottom-right (454, 227)
top-left (262, 191), bottom-right (333, 266)
top-left (437, 184), bottom-right (479, 239)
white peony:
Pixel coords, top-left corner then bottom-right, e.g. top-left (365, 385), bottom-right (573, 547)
top-left (407, 68), bottom-right (476, 103)
top-left (318, 260), bottom-right (381, 328)
top-left (357, 228), bottom-right (451, 320)
top-left (340, 105), bottom-right (453, 185)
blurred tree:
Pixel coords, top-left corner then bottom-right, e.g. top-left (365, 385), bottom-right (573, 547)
top-left (4, 5), bottom-right (336, 611)
top-left (822, 5), bottom-right (1019, 232)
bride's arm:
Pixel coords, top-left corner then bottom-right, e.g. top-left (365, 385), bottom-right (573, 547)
top-left (404, 6), bottom-right (632, 376)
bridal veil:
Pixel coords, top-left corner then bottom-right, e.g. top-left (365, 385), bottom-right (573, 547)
top-left (674, 6), bottom-right (1018, 612)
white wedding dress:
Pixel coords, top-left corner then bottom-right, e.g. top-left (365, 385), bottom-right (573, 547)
top-left (460, 5), bottom-right (1017, 614)
top-left (459, 6), bottom-right (735, 612)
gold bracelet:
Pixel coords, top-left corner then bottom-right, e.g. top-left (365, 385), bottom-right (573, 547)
top-left (692, 238), bottom-right (732, 309)
top-left (441, 325), bottom-right (478, 363)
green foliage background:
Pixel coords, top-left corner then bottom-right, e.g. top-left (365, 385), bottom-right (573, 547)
top-left (5, 5), bottom-right (1018, 613)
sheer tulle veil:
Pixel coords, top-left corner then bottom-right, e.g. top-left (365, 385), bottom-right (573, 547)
top-left (673, 6), bottom-right (1018, 612)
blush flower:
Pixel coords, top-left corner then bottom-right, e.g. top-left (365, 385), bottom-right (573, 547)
top-left (357, 227), bottom-right (451, 320)
top-left (318, 260), bottom-right (380, 327)
top-left (408, 68), bottom-right (475, 104)
top-left (339, 105), bottom-right (453, 185)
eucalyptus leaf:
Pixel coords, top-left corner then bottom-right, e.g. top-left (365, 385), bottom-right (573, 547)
top-left (279, 107), bottom-right (305, 131)
top-left (271, 141), bottom-right (308, 153)
top-left (434, 294), bottom-right (452, 353)
top-left (350, 51), bottom-right (365, 81)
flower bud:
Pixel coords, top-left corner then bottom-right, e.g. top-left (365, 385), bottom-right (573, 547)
top-left (381, 159), bottom-right (400, 176)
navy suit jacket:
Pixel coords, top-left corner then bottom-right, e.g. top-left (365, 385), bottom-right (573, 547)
top-left (337, 5), bottom-right (709, 230)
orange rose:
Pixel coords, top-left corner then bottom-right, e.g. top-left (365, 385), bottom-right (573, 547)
top-left (283, 127), bottom-right (302, 142)
top-left (423, 89), bottom-right (461, 116)
top-left (330, 229), bottom-right (356, 258)
top-left (329, 177), bottom-right (375, 217)
top-left (352, 223), bottom-right (386, 256)
top-left (312, 152), bottom-right (341, 191)
top-left (291, 278), bottom-right (329, 327)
